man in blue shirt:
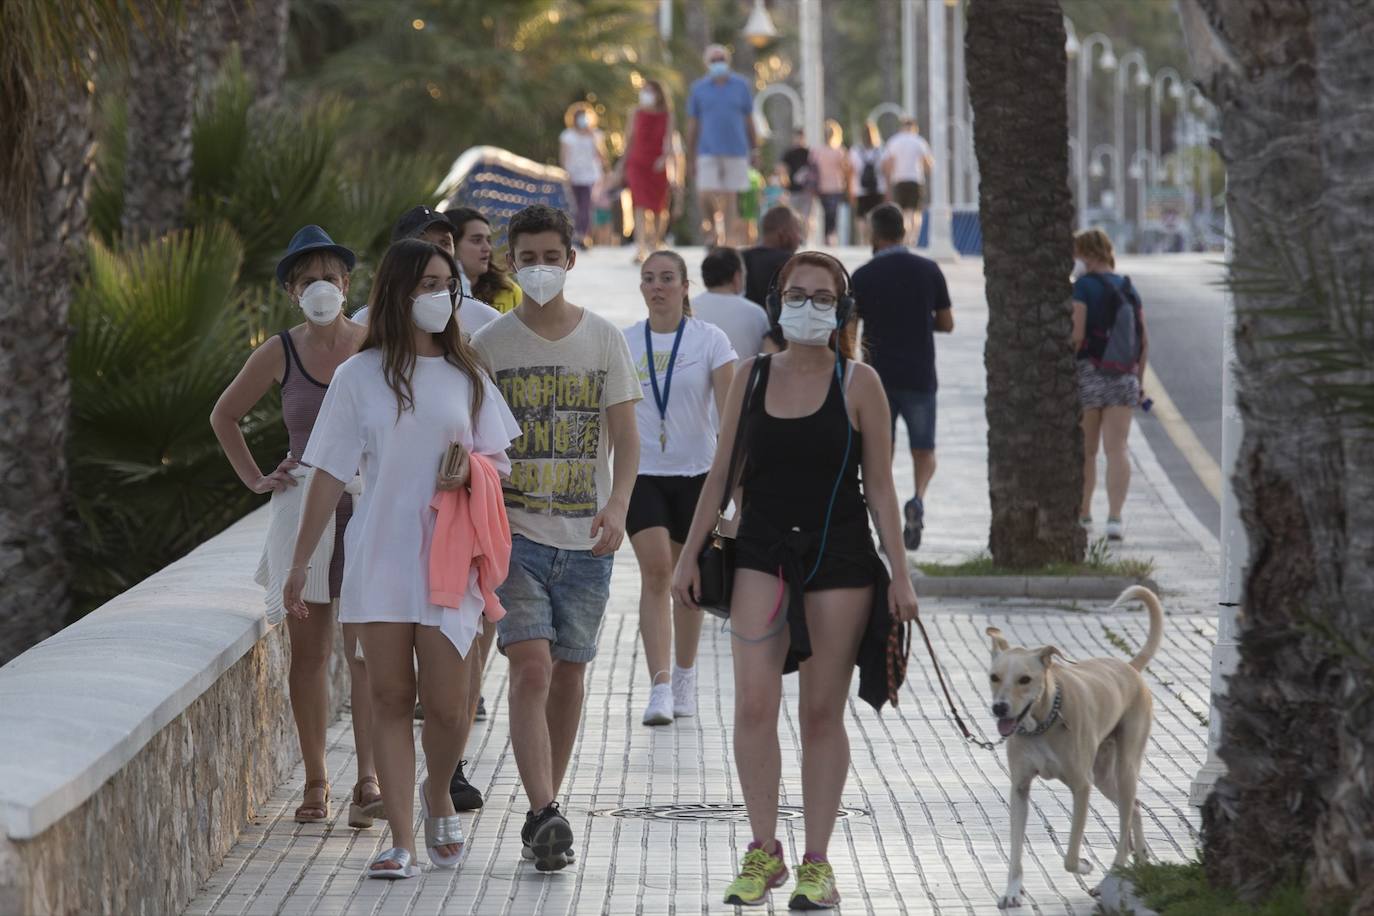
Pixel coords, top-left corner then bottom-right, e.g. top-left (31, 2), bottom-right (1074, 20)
top-left (686, 44), bottom-right (756, 247)
top-left (851, 203), bottom-right (954, 550)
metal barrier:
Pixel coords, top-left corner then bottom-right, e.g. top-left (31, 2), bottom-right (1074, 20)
top-left (915, 208), bottom-right (984, 255)
top-left (434, 146), bottom-right (573, 248)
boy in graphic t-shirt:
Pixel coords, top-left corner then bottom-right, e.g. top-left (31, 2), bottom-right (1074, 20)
top-left (469, 205), bottom-right (641, 871)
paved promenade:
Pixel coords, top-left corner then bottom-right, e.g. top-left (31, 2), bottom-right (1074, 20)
top-left (186, 248), bottom-right (1222, 915)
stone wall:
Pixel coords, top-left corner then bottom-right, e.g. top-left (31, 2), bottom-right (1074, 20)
top-left (0, 512), bottom-right (352, 915)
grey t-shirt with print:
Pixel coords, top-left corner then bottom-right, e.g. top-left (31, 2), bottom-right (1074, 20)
top-left (471, 308), bottom-right (642, 551)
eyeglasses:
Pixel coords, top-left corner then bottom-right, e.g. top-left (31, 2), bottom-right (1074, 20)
top-left (780, 288), bottom-right (838, 310)
top-left (424, 278), bottom-right (463, 297)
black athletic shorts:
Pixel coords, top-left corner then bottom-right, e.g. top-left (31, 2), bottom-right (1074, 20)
top-left (894, 180), bottom-right (926, 211)
top-left (626, 473), bottom-right (707, 543)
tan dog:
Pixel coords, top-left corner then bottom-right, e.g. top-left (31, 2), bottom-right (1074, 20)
top-left (985, 585), bottom-right (1164, 908)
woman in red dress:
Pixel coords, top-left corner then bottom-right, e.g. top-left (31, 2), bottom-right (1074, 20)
top-left (621, 79), bottom-right (675, 263)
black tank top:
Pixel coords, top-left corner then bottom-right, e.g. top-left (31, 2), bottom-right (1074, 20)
top-left (740, 355), bottom-right (866, 533)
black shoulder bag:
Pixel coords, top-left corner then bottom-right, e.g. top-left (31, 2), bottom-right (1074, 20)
top-left (694, 356), bottom-right (767, 619)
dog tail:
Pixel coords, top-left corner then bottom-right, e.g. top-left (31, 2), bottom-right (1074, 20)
top-left (1111, 585), bottom-right (1165, 671)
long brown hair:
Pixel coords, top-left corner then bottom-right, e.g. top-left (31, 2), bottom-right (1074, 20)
top-left (642, 249), bottom-right (692, 317)
top-left (362, 239), bottom-right (489, 418)
top-left (776, 251), bottom-right (857, 359)
top-left (447, 207), bottom-right (516, 305)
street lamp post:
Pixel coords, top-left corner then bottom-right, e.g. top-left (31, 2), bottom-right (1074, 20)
top-left (1076, 33), bottom-right (1117, 227)
top-left (902, 0), bottom-right (918, 119)
top-left (1088, 143), bottom-right (1119, 215)
top-left (951, 0), bottom-right (967, 208)
top-left (798, 0), bottom-right (824, 245)
top-left (1128, 149), bottom-right (1153, 243)
top-left (925, 0), bottom-right (958, 259)
top-left (1114, 50), bottom-right (1150, 226)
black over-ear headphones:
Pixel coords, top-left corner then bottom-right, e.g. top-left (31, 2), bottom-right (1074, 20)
top-left (765, 252), bottom-right (855, 327)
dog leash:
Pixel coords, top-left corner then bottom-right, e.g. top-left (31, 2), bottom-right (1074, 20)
top-left (912, 615), bottom-right (1002, 753)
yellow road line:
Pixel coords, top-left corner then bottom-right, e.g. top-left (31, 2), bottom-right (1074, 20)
top-left (1141, 364), bottom-right (1223, 503)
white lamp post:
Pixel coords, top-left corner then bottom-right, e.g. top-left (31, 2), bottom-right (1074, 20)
top-left (798, 0), bottom-right (824, 245)
top-left (742, 0), bottom-right (778, 48)
top-left (901, 0), bottom-right (918, 119)
top-left (1113, 50), bottom-right (1150, 226)
top-left (951, 0), bottom-right (968, 209)
top-left (1076, 33), bottom-right (1116, 227)
top-left (1128, 148), bottom-right (1153, 245)
top-left (925, 0), bottom-right (958, 259)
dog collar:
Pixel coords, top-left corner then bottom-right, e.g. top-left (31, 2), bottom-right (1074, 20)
top-left (1015, 685), bottom-right (1063, 737)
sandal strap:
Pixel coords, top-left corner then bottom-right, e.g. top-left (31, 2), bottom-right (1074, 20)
top-left (424, 814), bottom-right (465, 848)
top-left (304, 779), bottom-right (330, 791)
top-left (371, 847), bottom-right (413, 869)
top-left (357, 775), bottom-right (380, 788)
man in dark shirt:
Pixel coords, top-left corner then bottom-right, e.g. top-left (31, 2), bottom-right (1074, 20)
top-left (742, 205), bottom-right (802, 308)
top-left (851, 203), bottom-right (954, 550)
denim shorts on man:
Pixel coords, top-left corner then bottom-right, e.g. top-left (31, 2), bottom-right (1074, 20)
top-left (496, 534), bottom-right (614, 662)
top-left (887, 388), bottom-right (937, 451)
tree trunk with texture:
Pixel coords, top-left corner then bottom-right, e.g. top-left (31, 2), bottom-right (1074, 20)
top-left (966, 0), bottom-right (1084, 567)
top-left (0, 74), bottom-right (93, 664)
top-left (121, 3), bottom-right (195, 240)
top-left (1182, 0), bottom-right (1374, 907)
top-left (195, 0), bottom-right (287, 104)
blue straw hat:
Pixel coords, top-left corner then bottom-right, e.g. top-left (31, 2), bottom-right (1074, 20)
top-left (275, 225), bottom-right (357, 287)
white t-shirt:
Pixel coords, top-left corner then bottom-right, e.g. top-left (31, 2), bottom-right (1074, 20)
top-left (623, 317), bottom-right (736, 477)
top-left (690, 291), bottom-right (770, 362)
top-left (882, 131), bottom-right (933, 184)
top-left (471, 308), bottom-right (642, 550)
top-left (351, 296), bottom-right (498, 337)
top-left (302, 349), bottom-right (521, 654)
top-left (560, 128), bottom-right (604, 186)
top-left (850, 145), bottom-right (888, 195)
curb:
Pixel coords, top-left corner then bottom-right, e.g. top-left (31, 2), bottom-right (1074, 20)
top-left (1094, 874), bottom-right (1162, 916)
top-left (911, 572), bottom-right (1161, 601)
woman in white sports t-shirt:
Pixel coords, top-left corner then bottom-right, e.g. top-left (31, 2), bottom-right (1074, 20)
top-left (623, 250), bottom-right (737, 726)
top-left (284, 239), bottom-right (521, 880)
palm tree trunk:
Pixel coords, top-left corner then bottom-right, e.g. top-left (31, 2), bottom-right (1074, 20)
top-left (966, 0), bottom-right (1084, 567)
top-left (121, 2), bottom-right (195, 240)
top-left (1182, 0), bottom-right (1374, 906)
top-left (0, 73), bottom-right (93, 664)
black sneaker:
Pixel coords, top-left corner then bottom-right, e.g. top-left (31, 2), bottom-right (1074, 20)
top-left (449, 759), bottom-right (483, 811)
top-left (475, 695), bottom-right (487, 721)
top-left (521, 803), bottom-right (574, 872)
top-left (903, 496), bottom-right (925, 551)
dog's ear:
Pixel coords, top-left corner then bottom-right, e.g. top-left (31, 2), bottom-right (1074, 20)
top-left (1038, 645), bottom-right (1062, 667)
top-left (986, 627), bottom-right (1010, 656)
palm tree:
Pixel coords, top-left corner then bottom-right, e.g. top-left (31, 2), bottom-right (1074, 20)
top-left (1179, 0), bottom-right (1374, 908)
top-left (966, 0), bottom-right (1085, 567)
top-left (0, 2), bottom-right (129, 663)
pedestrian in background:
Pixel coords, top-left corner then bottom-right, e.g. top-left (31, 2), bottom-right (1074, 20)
top-left (851, 204), bottom-right (954, 551)
top-left (881, 117), bottom-right (933, 245)
top-left (1071, 228), bottom-right (1149, 542)
top-left (692, 246), bottom-right (772, 361)
top-left (849, 122), bottom-right (887, 248)
top-left (621, 78), bottom-right (675, 264)
top-left (624, 250), bottom-right (736, 727)
top-left (814, 120), bottom-right (851, 246)
top-left (686, 44), bottom-right (756, 246)
top-left (447, 206), bottom-right (523, 314)
top-left (560, 102), bottom-right (608, 249)
top-left (742, 206), bottom-right (803, 308)
top-left (778, 127), bottom-right (817, 240)
top-left (211, 226), bottom-right (379, 831)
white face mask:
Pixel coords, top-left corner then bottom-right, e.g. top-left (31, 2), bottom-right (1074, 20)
top-left (777, 299), bottom-right (838, 345)
top-left (708, 61), bottom-right (729, 77)
top-left (639, 90), bottom-right (656, 107)
top-left (1071, 258), bottom-right (1087, 280)
top-left (298, 280), bottom-right (344, 325)
top-left (411, 289), bottom-right (453, 333)
top-left (515, 265), bottom-right (567, 306)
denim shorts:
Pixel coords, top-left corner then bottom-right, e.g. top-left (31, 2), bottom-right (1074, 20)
top-left (496, 535), bottom-right (614, 663)
top-left (887, 388), bottom-right (937, 451)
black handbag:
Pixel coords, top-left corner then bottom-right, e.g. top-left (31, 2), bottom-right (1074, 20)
top-left (694, 356), bottom-right (767, 618)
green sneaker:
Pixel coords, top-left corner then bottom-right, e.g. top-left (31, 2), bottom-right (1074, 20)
top-left (723, 841), bottom-right (789, 907)
top-left (789, 857), bottom-right (840, 910)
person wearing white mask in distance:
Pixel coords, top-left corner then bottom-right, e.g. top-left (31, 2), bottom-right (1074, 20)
top-left (211, 225), bottom-right (382, 831)
top-left (469, 204), bottom-right (642, 871)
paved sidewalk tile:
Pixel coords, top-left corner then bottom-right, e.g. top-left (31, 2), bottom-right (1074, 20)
top-left (185, 249), bottom-right (1216, 915)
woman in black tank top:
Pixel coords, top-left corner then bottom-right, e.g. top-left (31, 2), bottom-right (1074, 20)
top-left (672, 253), bottom-right (919, 908)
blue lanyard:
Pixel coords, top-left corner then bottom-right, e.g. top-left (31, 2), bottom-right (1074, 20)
top-left (645, 317), bottom-right (686, 452)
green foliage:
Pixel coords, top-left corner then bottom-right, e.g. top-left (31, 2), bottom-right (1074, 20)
top-left (1116, 859), bottom-right (1349, 916)
top-left (67, 224), bottom-right (294, 614)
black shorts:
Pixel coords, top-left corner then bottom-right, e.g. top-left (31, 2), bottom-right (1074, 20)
top-left (894, 180), bottom-right (926, 211)
top-left (626, 473), bottom-right (707, 543)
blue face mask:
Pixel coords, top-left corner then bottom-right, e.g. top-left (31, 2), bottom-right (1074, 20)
top-left (709, 61), bottom-right (730, 77)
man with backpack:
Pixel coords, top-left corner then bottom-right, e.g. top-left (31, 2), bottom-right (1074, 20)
top-left (849, 121), bottom-right (887, 246)
top-left (1070, 228), bottom-right (1149, 542)
top-left (851, 203), bottom-right (955, 551)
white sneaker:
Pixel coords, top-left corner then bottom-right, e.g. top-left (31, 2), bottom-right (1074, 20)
top-left (671, 665), bottom-right (697, 718)
top-left (1105, 518), bottom-right (1124, 541)
top-left (642, 683), bottom-right (674, 726)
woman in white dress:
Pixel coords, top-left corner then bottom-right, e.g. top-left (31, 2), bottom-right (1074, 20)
top-left (285, 239), bottom-right (521, 879)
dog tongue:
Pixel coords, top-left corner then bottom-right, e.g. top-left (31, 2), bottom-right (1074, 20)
top-left (997, 718), bottom-right (1018, 737)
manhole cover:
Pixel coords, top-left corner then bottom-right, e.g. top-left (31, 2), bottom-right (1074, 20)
top-left (592, 803), bottom-right (868, 822)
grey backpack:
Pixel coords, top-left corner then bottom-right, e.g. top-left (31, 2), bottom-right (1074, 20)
top-left (1087, 274), bottom-right (1142, 376)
